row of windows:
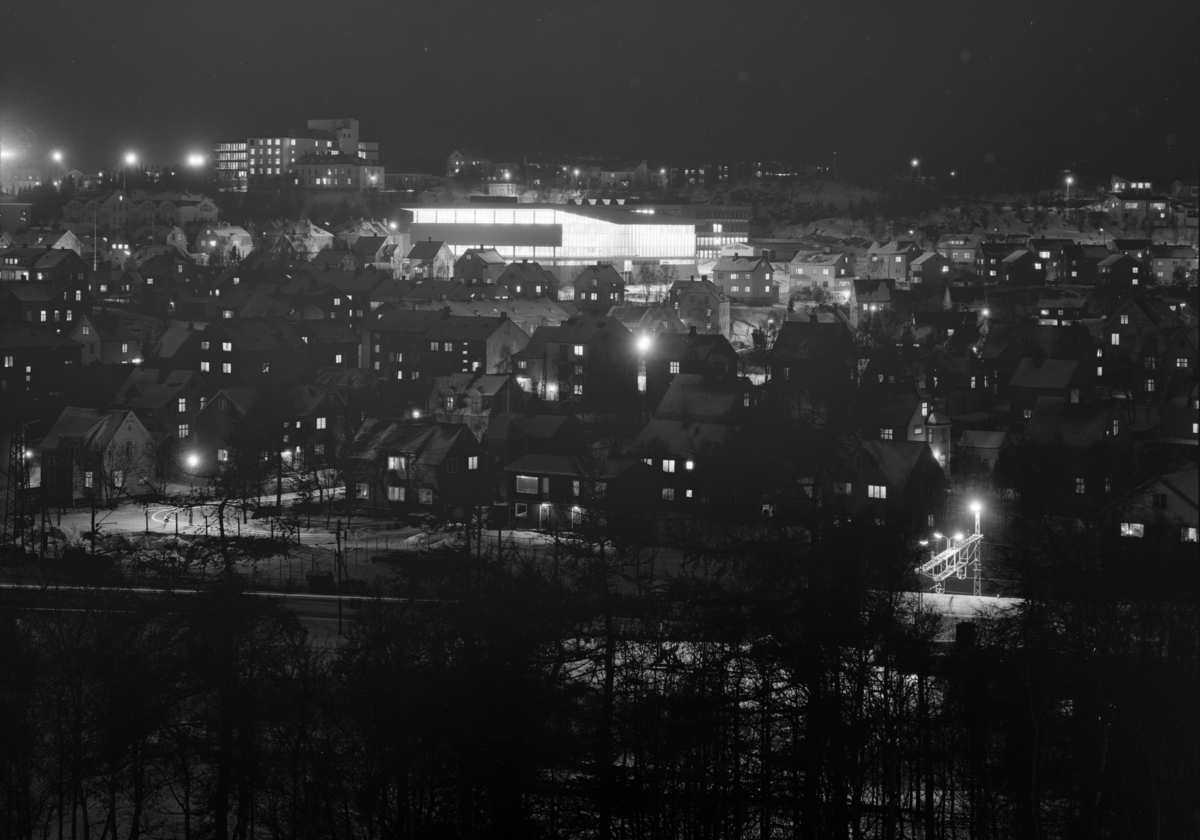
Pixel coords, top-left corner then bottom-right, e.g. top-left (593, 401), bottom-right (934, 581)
top-left (831, 482), bottom-right (887, 498)
top-left (1121, 523), bottom-right (1198, 541)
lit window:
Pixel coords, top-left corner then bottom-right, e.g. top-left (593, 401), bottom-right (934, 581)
top-left (222, 341), bottom-right (232, 351)
top-left (315, 417), bottom-right (326, 429)
top-left (387, 456), bottom-right (406, 471)
top-left (662, 487), bottom-right (675, 501)
top-left (178, 398), bottom-right (187, 413)
top-left (1120, 314), bottom-right (1129, 325)
top-left (355, 483), bottom-right (370, 499)
top-left (1120, 522), bottom-right (1144, 538)
top-left (262, 363), bottom-right (270, 374)
top-left (1110, 333), bottom-right (1120, 346)
top-left (178, 424), bottom-right (189, 439)
top-left (834, 482), bottom-right (851, 495)
top-left (685, 460), bottom-right (694, 471)
top-left (387, 486), bottom-right (405, 501)
top-left (1075, 478), bottom-right (1085, 494)
top-left (217, 449), bottom-right (229, 462)
top-left (84, 471), bottom-right (94, 488)
top-left (663, 459), bottom-right (675, 473)
top-left (200, 362), bottom-right (210, 372)
top-left (1144, 379), bottom-right (1155, 393)
top-left (669, 361), bottom-right (680, 374)
top-left (574, 344), bottom-right (584, 356)
top-left (880, 428), bottom-right (893, 440)
top-left (516, 475), bottom-right (538, 494)
top-left (1184, 527), bottom-right (1199, 543)
top-left (868, 485), bottom-right (886, 499)
top-left (222, 363), bottom-right (232, 374)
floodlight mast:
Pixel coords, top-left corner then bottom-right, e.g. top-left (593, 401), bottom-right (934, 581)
top-left (917, 501), bottom-right (984, 595)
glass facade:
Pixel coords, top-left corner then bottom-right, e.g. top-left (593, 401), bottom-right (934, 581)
top-left (409, 205), bottom-right (695, 266)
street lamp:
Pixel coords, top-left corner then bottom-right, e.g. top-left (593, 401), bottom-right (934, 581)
top-left (636, 333), bottom-right (652, 394)
top-left (187, 153), bottom-right (206, 167)
top-left (911, 158), bottom-right (921, 181)
top-left (186, 454), bottom-right (199, 469)
top-left (1065, 175), bottom-right (1073, 203)
top-left (123, 152), bottom-right (137, 189)
top-left (969, 500), bottom-right (982, 535)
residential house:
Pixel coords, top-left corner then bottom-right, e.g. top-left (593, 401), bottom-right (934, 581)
top-left (193, 225), bottom-right (255, 264)
top-left (572, 264), bottom-right (626, 314)
top-left (1149, 244), bottom-right (1198, 284)
top-left (360, 307), bottom-right (444, 382)
top-left (504, 454), bottom-right (654, 536)
top-left (420, 311), bottom-right (531, 377)
top-left (176, 317), bottom-right (313, 385)
top-left (6, 227), bottom-right (85, 257)
top-left (0, 322), bottom-right (83, 393)
top-left (999, 250), bottom-right (1046, 285)
top-left (908, 251), bottom-right (951, 286)
top-left (352, 236), bottom-right (401, 274)
top-left (667, 277), bottom-right (731, 336)
top-left (454, 247), bottom-right (507, 286)
top-left (496, 260), bottom-right (558, 299)
top-left (851, 278), bottom-right (896, 329)
top-left (976, 242), bottom-right (1021, 281)
top-left (427, 373), bottom-right (527, 439)
top-left (405, 239), bottom-right (454, 279)
top-left (1107, 470), bottom-right (1198, 551)
top-left (0, 245), bottom-right (91, 284)
top-left (38, 408), bottom-right (155, 505)
top-left (484, 413), bottom-right (586, 468)
top-left (1028, 238), bottom-right (1085, 283)
top-left (1111, 239), bottom-right (1153, 262)
top-left (608, 302), bottom-right (687, 338)
top-left (711, 255), bottom-right (776, 306)
top-left (344, 420), bottom-right (490, 516)
top-left (70, 313), bottom-right (141, 364)
top-left (769, 314), bottom-right (858, 395)
top-left (294, 320), bottom-right (361, 368)
top-left (956, 430), bottom-right (1013, 475)
top-left (1097, 253), bottom-right (1148, 289)
top-left (265, 220), bottom-right (334, 260)
top-left (826, 440), bottom-right (949, 531)
top-left (936, 233), bottom-right (986, 267)
top-left (311, 248), bottom-right (358, 272)
top-left (510, 316), bottom-right (637, 413)
top-left (643, 328), bottom-right (739, 413)
top-left (787, 250), bottom-right (855, 304)
top-left (1, 278), bottom-right (92, 334)
top-left (866, 240), bottom-right (922, 282)
top-left (1007, 357), bottom-right (1088, 420)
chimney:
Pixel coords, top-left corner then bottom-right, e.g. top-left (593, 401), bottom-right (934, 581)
top-left (688, 325), bottom-right (697, 337)
top-left (499, 311), bottom-right (507, 320)
top-left (442, 306), bottom-right (451, 318)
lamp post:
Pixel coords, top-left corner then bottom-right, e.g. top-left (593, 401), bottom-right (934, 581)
top-left (911, 158), bottom-right (921, 182)
top-left (1065, 175), bottom-right (1073, 203)
top-left (124, 152), bottom-right (137, 190)
top-left (52, 150), bottom-right (63, 180)
top-left (970, 500), bottom-right (982, 535)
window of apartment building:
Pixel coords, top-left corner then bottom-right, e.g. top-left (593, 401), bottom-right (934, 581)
top-left (662, 487), bottom-right (675, 501)
top-left (387, 456), bottom-right (406, 471)
top-left (178, 398), bottom-right (187, 413)
top-left (468, 456), bottom-right (478, 471)
top-left (387, 486), bottom-right (405, 502)
top-left (1075, 478), bottom-right (1086, 494)
top-left (222, 363), bottom-right (232, 374)
top-left (1120, 522), bottom-right (1144, 538)
top-left (418, 489), bottom-right (433, 505)
top-left (217, 449), bottom-right (229, 462)
top-left (315, 417), bottom-right (326, 429)
top-left (868, 485), bottom-right (886, 499)
top-left (834, 482), bottom-right (851, 495)
top-left (200, 362), bottom-right (210, 372)
top-left (178, 424), bottom-right (189, 439)
top-left (880, 428), bottom-right (893, 440)
top-left (516, 475), bottom-right (538, 494)
top-left (3, 356), bottom-right (12, 368)
top-left (222, 341), bottom-right (232, 351)
top-left (663, 459), bottom-right (675, 473)
top-left (669, 361), bottom-right (680, 374)
top-left (1184, 527), bottom-right (1199, 543)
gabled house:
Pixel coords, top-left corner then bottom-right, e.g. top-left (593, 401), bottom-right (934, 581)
top-left (851, 277), bottom-right (896, 328)
top-left (936, 233), bottom-right (986, 266)
top-left (503, 454), bottom-right (653, 536)
top-left (511, 316), bottom-right (637, 413)
top-left (294, 320), bottom-right (361, 368)
top-left (908, 251), bottom-right (951, 286)
top-left (495, 260), bottom-right (557, 299)
top-left (1149, 244), bottom-right (1198, 284)
top-left (484, 413), bottom-right (585, 468)
top-left (976, 242), bottom-right (1021, 280)
top-left (265, 220), bottom-right (334, 260)
top-left (352, 236), bottom-right (401, 274)
top-left (1007, 357), bottom-right (1088, 420)
top-left (360, 307), bottom-right (444, 382)
top-left (787, 250), bottom-right (855, 303)
top-left (667, 277), bottom-right (731, 336)
top-left (1097, 253), bottom-right (1148, 289)
top-left (999, 249), bottom-right (1045, 285)
top-left (608, 302), bottom-right (687, 338)
top-left (70, 312), bottom-right (141, 364)
top-left (311, 247), bottom-right (358, 272)
top-left (193, 225), bottom-right (254, 265)
top-left (176, 317), bottom-right (313, 385)
top-left (867, 240), bottom-right (922, 282)
top-left (455, 247), bottom-right (507, 286)
top-left (420, 311), bottom-right (531, 377)
top-left (1, 277), bottom-right (92, 335)
top-left (711, 255), bottom-right (776, 306)
top-left (427, 373), bottom-right (527, 439)
top-left (109, 368), bottom-right (211, 442)
top-left (38, 408), bottom-right (155, 505)
top-left (1029, 238), bottom-right (1085, 283)
top-left (344, 420), bottom-right (490, 516)
top-left (826, 440), bottom-right (949, 531)
top-left (572, 264), bottom-right (625, 314)
top-left (643, 328), bottom-right (739, 413)
top-left (1107, 470), bottom-right (1198, 550)
top-left (405, 239), bottom-right (454, 279)
top-left (0, 322), bottom-right (83, 393)
top-left (769, 315), bottom-right (858, 392)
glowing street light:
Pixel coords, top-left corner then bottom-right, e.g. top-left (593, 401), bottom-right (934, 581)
top-left (636, 334), bottom-right (653, 353)
top-left (187, 153), bottom-right (206, 167)
top-left (911, 157), bottom-right (921, 181)
top-left (52, 150), bottom-right (62, 162)
top-left (123, 152), bottom-right (137, 189)
top-left (970, 500), bottom-right (982, 535)
top-left (186, 454), bottom-right (199, 469)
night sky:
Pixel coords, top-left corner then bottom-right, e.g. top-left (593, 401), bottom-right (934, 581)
top-left (1, 0), bottom-right (1197, 183)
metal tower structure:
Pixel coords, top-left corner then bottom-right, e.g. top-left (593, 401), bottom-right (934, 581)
top-left (918, 502), bottom-right (984, 596)
top-left (2, 417), bottom-right (33, 549)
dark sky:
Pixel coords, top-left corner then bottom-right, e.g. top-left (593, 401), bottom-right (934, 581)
top-left (2, 0), bottom-right (1197, 183)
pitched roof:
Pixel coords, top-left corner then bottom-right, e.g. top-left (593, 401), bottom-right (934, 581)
top-left (853, 439), bottom-right (935, 492)
top-left (771, 318), bottom-right (855, 360)
top-left (958, 430), bottom-right (1009, 450)
top-left (631, 418), bottom-right (732, 454)
top-left (348, 419), bottom-right (466, 466)
top-left (654, 374), bottom-right (748, 422)
top-left (423, 314), bottom-right (522, 342)
top-left (110, 369), bottom-right (205, 410)
top-left (1023, 397), bottom-right (1119, 448)
top-left (513, 316), bottom-right (627, 359)
top-left (1008, 357), bottom-right (1080, 390)
top-left (39, 408), bottom-right (143, 451)
top-left (504, 453), bottom-right (639, 480)
top-left (407, 239), bottom-right (448, 261)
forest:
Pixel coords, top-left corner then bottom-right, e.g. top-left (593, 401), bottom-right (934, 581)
top-left (0, 497), bottom-right (1195, 840)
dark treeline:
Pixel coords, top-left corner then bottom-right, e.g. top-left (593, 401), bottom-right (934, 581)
top-left (1, 503), bottom-right (1195, 840)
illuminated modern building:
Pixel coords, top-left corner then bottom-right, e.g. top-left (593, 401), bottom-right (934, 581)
top-left (213, 142), bottom-right (247, 190)
top-left (214, 118), bottom-right (379, 190)
top-left (402, 202), bottom-right (698, 280)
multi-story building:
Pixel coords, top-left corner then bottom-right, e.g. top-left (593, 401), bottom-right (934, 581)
top-left (710, 255), bottom-right (775, 306)
top-left (511, 316), bottom-right (638, 413)
top-left (217, 117), bottom-right (380, 188)
top-left (401, 202), bottom-right (697, 282)
top-left (213, 141), bottom-right (248, 190)
top-left (667, 277), bottom-right (730, 336)
top-left (289, 154), bottom-right (384, 191)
